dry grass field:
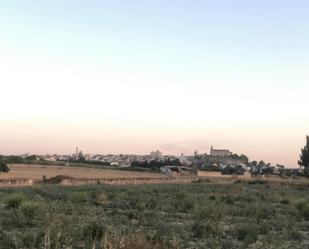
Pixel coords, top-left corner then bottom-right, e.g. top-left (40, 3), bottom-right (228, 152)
top-left (198, 170), bottom-right (309, 187)
top-left (1, 165), bottom-right (308, 187)
top-left (0, 164), bottom-right (168, 180)
top-left (198, 171), bottom-right (251, 179)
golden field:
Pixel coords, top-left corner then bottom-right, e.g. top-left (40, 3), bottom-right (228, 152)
top-left (198, 170), bottom-right (251, 178)
top-left (0, 164), bottom-right (168, 180)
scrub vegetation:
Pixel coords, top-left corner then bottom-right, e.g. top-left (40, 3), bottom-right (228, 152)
top-left (0, 180), bottom-right (308, 248)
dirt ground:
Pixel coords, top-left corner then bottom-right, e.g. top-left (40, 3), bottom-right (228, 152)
top-left (0, 164), bottom-right (168, 180)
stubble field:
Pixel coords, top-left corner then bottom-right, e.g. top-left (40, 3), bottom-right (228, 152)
top-left (0, 164), bottom-right (168, 180)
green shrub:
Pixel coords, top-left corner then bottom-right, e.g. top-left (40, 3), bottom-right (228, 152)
top-left (193, 202), bottom-right (223, 221)
top-left (236, 223), bottom-right (259, 242)
top-left (296, 201), bottom-right (309, 220)
top-left (191, 220), bottom-right (211, 238)
top-left (174, 196), bottom-right (195, 212)
top-left (70, 191), bottom-right (88, 203)
top-left (191, 202), bottom-right (223, 238)
top-left (83, 220), bottom-right (105, 247)
top-left (20, 201), bottom-right (42, 221)
top-left (5, 192), bottom-right (26, 209)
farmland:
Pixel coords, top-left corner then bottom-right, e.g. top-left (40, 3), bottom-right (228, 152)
top-left (0, 178), bottom-right (309, 248)
top-left (0, 164), bottom-right (168, 180)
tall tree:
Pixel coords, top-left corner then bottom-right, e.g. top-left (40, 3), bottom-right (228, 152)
top-left (298, 136), bottom-right (309, 177)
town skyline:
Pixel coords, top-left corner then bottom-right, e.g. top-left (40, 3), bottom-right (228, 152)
top-left (0, 138), bottom-right (305, 167)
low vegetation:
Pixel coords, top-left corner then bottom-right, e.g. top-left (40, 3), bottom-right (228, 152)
top-left (0, 180), bottom-right (308, 248)
top-left (131, 158), bottom-right (182, 171)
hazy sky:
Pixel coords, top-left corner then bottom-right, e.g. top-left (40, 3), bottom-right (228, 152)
top-left (0, 1), bottom-right (308, 166)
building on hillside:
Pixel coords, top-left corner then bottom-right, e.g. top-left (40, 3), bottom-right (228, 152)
top-left (210, 145), bottom-right (232, 157)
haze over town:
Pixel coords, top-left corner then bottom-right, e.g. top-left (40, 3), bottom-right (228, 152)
top-left (1, 1), bottom-right (308, 167)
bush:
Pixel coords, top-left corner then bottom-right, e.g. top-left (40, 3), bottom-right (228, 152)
top-left (236, 223), bottom-right (259, 242)
top-left (296, 201), bottom-right (309, 220)
top-left (174, 196), bottom-right (195, 212)
top-left (5, 192), bottom-right (26, 209)
top-left (95, 192), bottom-right (108, 205)
top-left (192, 220), bottom-right (211, 238)
top-left (70, 191), bottom-right (88, 203)
top-left (83, 220), bottom-right (105, 247)
top-left (191, 202), bottom-right (223, 238)
top-left (20, 201), bottom-right (42, 221)
top-left (0, 162), bottom-right (9, 173)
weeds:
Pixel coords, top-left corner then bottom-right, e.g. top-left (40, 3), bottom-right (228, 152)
top-left (0, 182), bottom-right (308, 248)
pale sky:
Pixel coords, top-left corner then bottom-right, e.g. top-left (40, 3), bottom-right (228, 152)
top-left (0, 1), bottom-right (308, 166)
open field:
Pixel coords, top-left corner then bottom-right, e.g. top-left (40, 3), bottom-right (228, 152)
top-left (0, 164), bottom-right (198, 187)
top-left (0, 164), bottom-right (168, 180)
top-left (0, 180), bottom-right (309, 248)
top-left (1, 164), bottom-right (309, 188)
top-left (198, 171), bottom-right (251, 178)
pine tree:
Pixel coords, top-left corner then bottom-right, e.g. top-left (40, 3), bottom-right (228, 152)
top-left (298, 136), bottom-right (309, 177)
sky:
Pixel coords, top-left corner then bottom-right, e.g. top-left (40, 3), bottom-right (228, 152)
top-left (0, 1), bottom-right (308, 166)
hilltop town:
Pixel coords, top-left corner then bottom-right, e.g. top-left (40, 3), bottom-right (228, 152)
top-left (2, 144), bottom-right (304, 178)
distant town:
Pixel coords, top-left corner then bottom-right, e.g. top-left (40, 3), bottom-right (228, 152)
top-left (3, 144), bottom-right (304, 177)
top-left (13, 146), bottom-right (246, 167)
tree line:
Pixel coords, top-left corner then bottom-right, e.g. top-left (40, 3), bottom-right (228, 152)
top-left (131, 158), bottom-right (182, 170)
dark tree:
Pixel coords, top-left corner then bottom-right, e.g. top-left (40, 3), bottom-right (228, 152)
top-left (239, 154), bottom-right (249, 163)
top-left (221, 165), bottom-right (245, 175)
top-left (250, 161), bottom-right (258, 166)
top-left (298, 136), bottom-right (309, 177)
top-left (26, 155), bottom-right (38, 161)
top-left (0, 162), bottom-right (9, 173)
